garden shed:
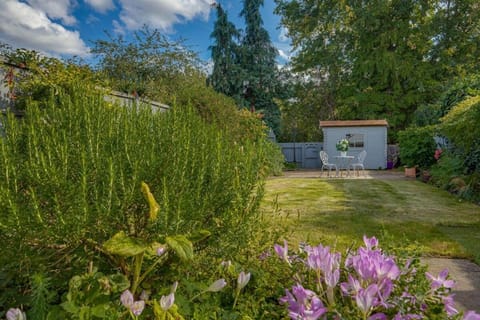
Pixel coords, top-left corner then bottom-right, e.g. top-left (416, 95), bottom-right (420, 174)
top-left (319, 120), bottom-right (388, 169)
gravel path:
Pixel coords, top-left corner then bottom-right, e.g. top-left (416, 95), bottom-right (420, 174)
top-left (276, 169), bottom-right (480, 312)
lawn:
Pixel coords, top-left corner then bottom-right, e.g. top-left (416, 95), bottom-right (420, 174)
top-left (262, 176), bottom-right (480, 263)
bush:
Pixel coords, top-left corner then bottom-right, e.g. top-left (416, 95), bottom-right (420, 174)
top-left (440, 95), bottom-right (480, 172)
top-left (398, 126), bottom-right (437, 168)
top-left (0, 81), bottom-right (271, 310)
top-left (429, 152), bottom-right (465, 189)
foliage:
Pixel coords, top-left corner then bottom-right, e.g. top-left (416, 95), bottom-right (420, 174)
top-left (58, 270), bottom-right (129, 319)
top-left (0, 46), bottom-right (96, 111)
top-left (28, 273), bottom-right (55, 320)
top-left (239, 0), bottom-right (281, 134)
top-left (91, 26), bottom-right (200, 99)
top-left (429, 0), bottom-right (480, 77)
top-left (207, 4), bottom-right (243, 100)
top-left (273, 236), bottom-right (478, 319)
top-left (414, 74), bottom-right (480, 127)
top-left (436, 74), bottom-right (480, 117)
top-left (398, 126), bottom-right (437, 168)
top-left (274, 0), bottom-right (480, 136)
top-left (0, 81), bottom-right (271, 310)
top-left (208, 0), bottom-right (282, 135)
top-left (336, 139), bottom-right (349, 152)
top-left (440, 95), bottom-right (480, 162)
top-left (276, 76), bottom-right (333, 142)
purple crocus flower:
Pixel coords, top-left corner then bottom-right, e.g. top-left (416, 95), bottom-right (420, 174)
top-left (369, 313), bottom-right (387, 320)
top-left (207, 278), bottom-right (227, 292)
top-left (355, 284), bottom-right (379, 314)
top-left (121, 290), bottom-right (134, 308)
top-left (363, 235), bottom-right (379, 250)
top-left (393, 313), bottom-right (423, 320)
top-left (274, 240), bottom-right (290, 264)
top-left (426, 268), bottom-right (455, 290)
top-left (121, 290), bottom-right (145, 316)
top-left (156, 246), bottom-right (166, 256)
top-left (280, 283), bottom-right (327, 320)
top-left (237, 271), bottom-right (251, 291)
top-left (131, 301), bottom-right (145, 316)
top-left (160, 292), bottom-right (175, 311)
top-left (464, 311), bottom-right (480, 320)
top-left (340, 274), bottom-right (362, 296)
top-left (442, 294), bottom-right (458, 316)
top-left (6, 308), bottom-right (26, 320)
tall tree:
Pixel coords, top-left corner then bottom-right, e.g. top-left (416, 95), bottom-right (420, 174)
top-left (207, 4), bottom-right (242, 101)
top-left (239, 0), bottom-right (281, 134)
top-left (275, 0), bottom-right (480, 140)
top-left (430, 0), bottom-right (480, 77)
top-left (275, 0), bottom-right (440, 136)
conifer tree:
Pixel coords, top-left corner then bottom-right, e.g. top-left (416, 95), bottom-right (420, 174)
top-left (239, 0), bottom-right (280, 134)
top-left (207, 3), bottom-right (242, 100)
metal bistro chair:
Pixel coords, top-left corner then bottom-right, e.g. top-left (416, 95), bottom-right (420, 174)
top-left (350, 150), bottom-right (367, 176)
top-left (319, 151), bottom-right (337, 177)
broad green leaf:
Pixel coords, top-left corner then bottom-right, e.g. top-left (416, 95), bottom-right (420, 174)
top-left (188, 229), bottom-right (211, 243)
top-left (91, 304), bottom-right (112, 318)
top-left (60, 301), bottom-right (79, 314)
top-left (108, 273), bottom-right (130, 292)
top-left (141, 181), bottom-right (159, 221)
top-left (46, 306), bottom-right (68, 320)
top-left (103, 231), bottom-right (149, 257)
top-left (165, 235), bottom-right (193, 261)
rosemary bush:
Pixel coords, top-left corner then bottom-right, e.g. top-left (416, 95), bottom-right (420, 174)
top-left (0, 82), bottom-right (270, 309)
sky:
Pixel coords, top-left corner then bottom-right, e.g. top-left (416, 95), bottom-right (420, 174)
top-left (0, 0), bottom-right (292, 66)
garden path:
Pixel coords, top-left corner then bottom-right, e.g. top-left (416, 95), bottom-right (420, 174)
top-left (278, 169), bottom-right (480, 312)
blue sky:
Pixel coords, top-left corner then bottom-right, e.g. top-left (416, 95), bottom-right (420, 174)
top-left (0, 0), bottom-right (292, 66)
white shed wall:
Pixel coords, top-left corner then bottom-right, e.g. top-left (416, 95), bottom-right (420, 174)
top-left (322, 126), bottom-right (387, 169)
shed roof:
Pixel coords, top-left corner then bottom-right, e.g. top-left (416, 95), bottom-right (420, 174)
top-left (319, 120), bottom-right (388, 128)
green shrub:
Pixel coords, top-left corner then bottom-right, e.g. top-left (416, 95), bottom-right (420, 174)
top-left (0, 81), bottom-right (271, 309)
top-left (429, 152), bottom-right (465, 190)
top-left (398, 126), bottom-right (437, 168)
top-left (440, 95), bottom-right (480, 171)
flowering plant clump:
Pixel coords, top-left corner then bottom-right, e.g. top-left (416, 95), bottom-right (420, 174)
top-left (274, 236), bottom-right (480, 320)
top-left (336, 139), bottom-right (349, 152)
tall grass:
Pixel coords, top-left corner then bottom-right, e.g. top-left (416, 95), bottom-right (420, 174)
top-left (0, 82), bottom-right (270, 303)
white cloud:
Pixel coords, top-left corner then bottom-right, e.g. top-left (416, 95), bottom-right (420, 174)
top-left (278, 27), bottom-right (289, 42)
top-left (112, 20), bottom-right (126, 35)
top-left (278, 49), bottom-right (290, 61)
top-left (0, 0), bottom-right (89, 56)
top-left (118, 0), bottom-right (212, 32)
top-left (27, 0), bottom-right (77, 25)
top-left (84, 0), bottom-right (115, 13)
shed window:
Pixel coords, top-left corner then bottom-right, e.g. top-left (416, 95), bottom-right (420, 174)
top-left (347, 134), bottom-right (364, 148)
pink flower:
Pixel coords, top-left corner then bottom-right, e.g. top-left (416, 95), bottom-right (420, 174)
top-left (274, 240), bottom-right (290, 264)
top-left (160, 292), bottom-right (175, 310)
top-left (443, 294), bottom-right (458, 316)
top-left (280, 284), bottom-right (327, 320)
top-left (464, 311), bottom-right (480, 320)
top-left (356, 284), bottom-right (379, 314)
top-left (237, 271), bottom-right (251, 291)
top-left (425, 268), bottom-right (455, 290)
top-left (120, 290), bottom-right (145, 316)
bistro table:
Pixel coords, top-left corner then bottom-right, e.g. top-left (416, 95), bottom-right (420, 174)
top-left (334, 155), bottom-right (355, 177)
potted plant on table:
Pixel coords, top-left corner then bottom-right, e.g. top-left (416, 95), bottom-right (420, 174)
top-left (336, 139), bottom-right (349, 156)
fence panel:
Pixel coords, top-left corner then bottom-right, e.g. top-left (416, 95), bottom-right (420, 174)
top-left (278, 142), bottom-right (323, 169)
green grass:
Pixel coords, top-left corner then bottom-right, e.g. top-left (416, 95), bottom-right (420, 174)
top-left (262, 177), bottom-right (480, 262)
